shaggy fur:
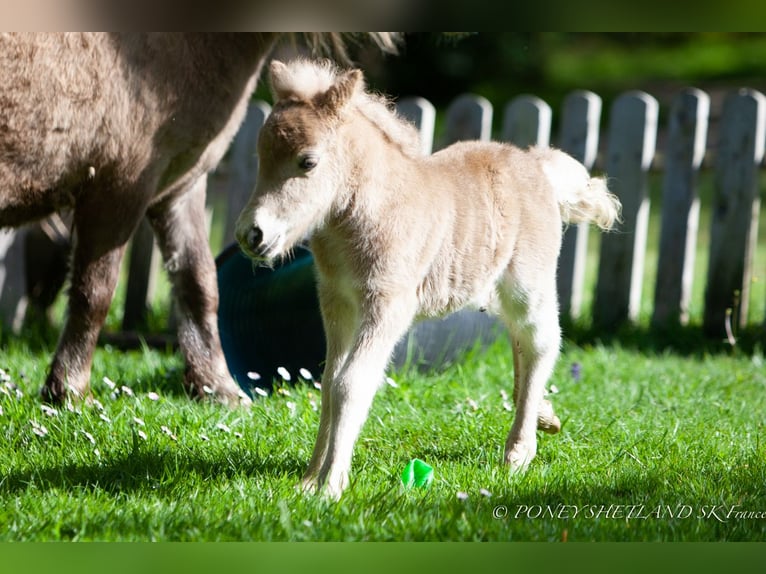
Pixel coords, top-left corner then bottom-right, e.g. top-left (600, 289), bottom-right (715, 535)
top-left (237, 59), bottom-right (621, 499)
top-left (0, 33), bottom-right (396, 406)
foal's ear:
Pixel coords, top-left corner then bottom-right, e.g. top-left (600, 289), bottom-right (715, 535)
top-left (269, 60), bottom-right (293, 101)
top-left (319, 69), bottom-right (363, 113)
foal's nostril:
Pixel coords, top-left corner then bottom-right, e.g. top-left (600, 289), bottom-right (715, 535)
top-left (247, 227), bottom-right (264, 252)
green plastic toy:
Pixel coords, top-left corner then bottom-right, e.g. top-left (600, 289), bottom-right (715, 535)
top-left (401, 458), bottom-right (434, 489)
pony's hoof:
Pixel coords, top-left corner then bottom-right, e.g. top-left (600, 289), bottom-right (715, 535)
top-left (41, 377), bottom-right (88, 405)
top-left (40, 384), bottom-right (64, 405)
top-left (188, 378), bottom-right (252, 408)
top-left (221, 388), bottom-right (253, 408)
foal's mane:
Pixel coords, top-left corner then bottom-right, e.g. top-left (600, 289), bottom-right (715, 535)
top-left (355, 91), bottom-right (423, 158)
top-left (275, 59), bottom-right (423, 158)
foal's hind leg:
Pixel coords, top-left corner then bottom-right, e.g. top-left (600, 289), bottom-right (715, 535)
top-left (512, 339), bottom-right (561, 434)
top-left (500, 270), bottom-right (561, 471)
top-left (147, 177), bottom-right (248, 407)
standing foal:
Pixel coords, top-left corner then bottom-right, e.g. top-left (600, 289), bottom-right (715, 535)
top-left (237, 59), bottom-right (621, 499)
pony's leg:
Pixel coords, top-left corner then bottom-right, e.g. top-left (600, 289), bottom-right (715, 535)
top-left (147, 177), bottom-right (248, 406)
top-left (500, 270), bottom-right (561, 471)
top-left (302, 283), bottom-right (358, 489)
top-left (511, 337), bottom-right (560, 434)
top-left (315, 295), bottom-right (417, 499)
top-left (41, 190), bottom-right (146, 403)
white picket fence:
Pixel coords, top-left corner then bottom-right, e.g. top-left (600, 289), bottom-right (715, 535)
top-left (1, 86), bottom-right (765, 340)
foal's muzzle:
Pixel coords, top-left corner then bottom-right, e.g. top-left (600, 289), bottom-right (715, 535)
top-left (238, 226), bottom-right (267, 260)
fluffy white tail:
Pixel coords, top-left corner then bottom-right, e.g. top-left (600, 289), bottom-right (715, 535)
top-left (540, 148), bottom-right (621, 231)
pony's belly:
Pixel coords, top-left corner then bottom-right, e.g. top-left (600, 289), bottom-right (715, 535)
top-left (416, 274), bottom-right (501, 318)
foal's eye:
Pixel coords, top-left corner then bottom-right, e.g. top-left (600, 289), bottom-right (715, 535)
top-left (298, 155), bottom-right (319, 171)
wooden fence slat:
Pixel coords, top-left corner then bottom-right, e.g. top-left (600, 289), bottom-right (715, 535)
top-left (703, 88), bottom-right (766, 337)
top-left (652, 88), bottom-right (709, 328)
top-left (396, 97), bottom-right (436, 155)
top-left (501, 95), bottom-right (552, 148)
top-left (441, 94), bottom-right (493, 147)
top-left (122, 217), bottom-right (160, 331)
top-left (0, 228), bottom-right (28, 333)
top-left (222, 101), bottom-right (271, 246)
top-left (556, 90), bottom-right (602, 320)
top-left (594, 91), bottom-right (658, 330)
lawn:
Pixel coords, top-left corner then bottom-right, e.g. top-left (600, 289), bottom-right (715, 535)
top-left (1, 325), bottom-right (765, 541)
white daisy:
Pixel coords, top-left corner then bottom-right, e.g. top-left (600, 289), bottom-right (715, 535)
top-left (299, 368), bottom-right (313, 380)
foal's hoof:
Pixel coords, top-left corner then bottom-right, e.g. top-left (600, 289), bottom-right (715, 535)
top-left (300, 474), bottom-right (320, 494)
top-left (537, 414), bottom-right (561, 434)
top-left (504, 443), bottom-right (536, 473)
top-left (300, 472), bottom-right (345, 501)
top-left (537, 398), bottom-right (561, 434)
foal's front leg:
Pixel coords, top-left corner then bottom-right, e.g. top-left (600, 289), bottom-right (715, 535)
top-left (311, 295), bottom-right (417, 499)
top-left (302, 284), bottom-right (358, 489)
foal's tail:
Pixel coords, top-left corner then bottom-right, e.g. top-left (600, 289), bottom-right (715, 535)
top-left (541, 148), bottom-right (621, 231)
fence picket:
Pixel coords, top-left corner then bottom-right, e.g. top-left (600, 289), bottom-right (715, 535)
top-left (122, 218), bottom-right (160, 331)
top-left (594, 91), bottom-right (658, 329)
top-left (652, 88), bottom-right (709, 327)
top-left (441, 94), bottom-right (493, 147)
top-left (556, 90), bottom-right (602, 320)
top-left (501, 95), bottom-right (551, 148)
top-left (0, 228), bottom-right (28, 333)
top-left (396, 97), bottom-right (436, 155)
top-left (703, 89), bottom-right (766, 337)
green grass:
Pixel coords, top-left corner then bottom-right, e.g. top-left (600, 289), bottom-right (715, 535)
top-left (4, 165), bottom-right (766, 542)
top-left (2, 331), bottom-right (765, 541)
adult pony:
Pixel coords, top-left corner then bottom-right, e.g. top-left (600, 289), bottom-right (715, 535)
top-left (0, 33), bottom-right (397, 405)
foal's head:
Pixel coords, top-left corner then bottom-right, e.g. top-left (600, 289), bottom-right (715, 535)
top-left (236, 59), bottom-right (363, 263)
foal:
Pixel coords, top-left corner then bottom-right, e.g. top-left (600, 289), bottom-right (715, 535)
top-left (236, 59), bottom-right (621, 499)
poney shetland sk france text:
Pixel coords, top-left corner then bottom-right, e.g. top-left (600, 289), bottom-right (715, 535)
top-left (492, 504), bottom-right (766, 522)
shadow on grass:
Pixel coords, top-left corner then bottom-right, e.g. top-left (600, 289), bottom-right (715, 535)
top-left (561, 318), bottom-right (765, 358)
top-left (0, 445), bottom-right (307, 496)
